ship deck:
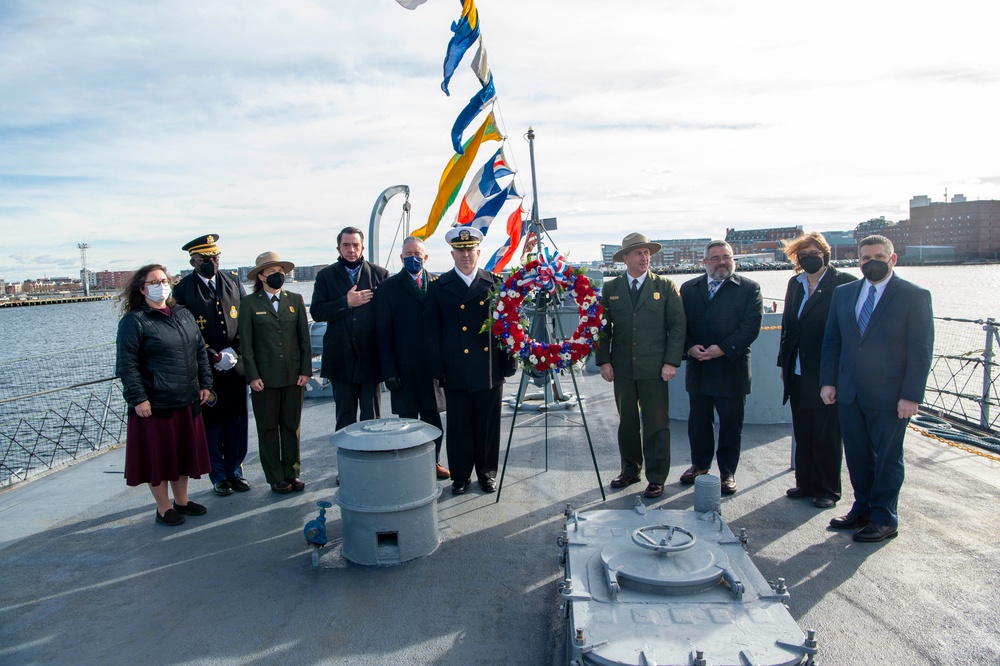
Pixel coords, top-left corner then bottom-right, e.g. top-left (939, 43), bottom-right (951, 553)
top-left (1, 370), bottom-right (999, 665)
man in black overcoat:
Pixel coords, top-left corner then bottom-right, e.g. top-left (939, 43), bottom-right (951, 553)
top-left (375, 236), bottom-right (449, 479)
top-left (172, 234), bottom-right (251, 495)
top-left (310, 226), bottom-right (389, 431)
top-left (679, 240), bottom-right (762, 495)
top-left (425, 227), bottom-right (516, 494)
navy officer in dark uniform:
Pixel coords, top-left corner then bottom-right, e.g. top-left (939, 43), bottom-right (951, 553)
top-left (172, 234), bottom-right (251, 495)
top-left (425, 227), bottom-right (517, 494)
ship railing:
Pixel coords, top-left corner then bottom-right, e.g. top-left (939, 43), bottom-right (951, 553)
top-left (923, 316), bottom-right (999, 435)
top-left (0, 343), bottom-right (126, 488)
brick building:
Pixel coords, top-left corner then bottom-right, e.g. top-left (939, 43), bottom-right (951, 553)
top-left (908, 195), bottom-right (1000, 261)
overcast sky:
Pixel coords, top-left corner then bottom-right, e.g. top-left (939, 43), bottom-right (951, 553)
top-left (2, 0), bottom-right (998, 282)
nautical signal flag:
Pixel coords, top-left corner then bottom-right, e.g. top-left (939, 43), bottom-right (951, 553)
top-left (455, 146), bottom-right (514, 225)
top-left (451, 73), bottom-right (496, 154)
top-left (455, 181), bottom-right (522, 237)
top-left (411, 112), bottom-right (503, 241)
top-left (485, 205), bottom-right (528, 274)
top-left (441, 0), bottom-right (480, 96)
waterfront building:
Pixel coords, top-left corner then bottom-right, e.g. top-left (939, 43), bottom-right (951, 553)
top-left (820, 230), bottom-right (857, 261)
top-left (649, 238), bottom-right (711, 268)
top-left (909, 194), bottom-right (1000, 261)
top-left (725, 226), bottom-right (802, 255)
top-left (94, 270), bottom-right (133, 290)
top-left (600, 244), bottom-right (621, 266)
top-left (853, 216), bottom-right (910, 255)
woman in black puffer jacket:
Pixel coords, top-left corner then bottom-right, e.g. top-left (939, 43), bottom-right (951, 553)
top-left (115, 264), bottom-right (213, 527)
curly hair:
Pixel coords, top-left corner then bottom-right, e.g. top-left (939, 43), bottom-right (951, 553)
top-left (116, 264), bottom-right (175, 315)
top-left (780, 232), bottom-right (831, 273)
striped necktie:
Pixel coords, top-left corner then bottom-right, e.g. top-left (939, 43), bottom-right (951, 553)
top-left (858, 285), bottom-right (876, 335)
top-left (708, 280), bottom-right (722, 300)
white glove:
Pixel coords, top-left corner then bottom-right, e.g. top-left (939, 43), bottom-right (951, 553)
top-left (213, 348), bottom-right (238, 371)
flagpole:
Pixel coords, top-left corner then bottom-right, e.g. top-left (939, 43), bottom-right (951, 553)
top-left (526, 126), bottom-right (543, 254)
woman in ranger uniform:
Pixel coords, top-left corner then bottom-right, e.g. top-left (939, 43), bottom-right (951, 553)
top-left (238, 252), bottom-right (312, 494)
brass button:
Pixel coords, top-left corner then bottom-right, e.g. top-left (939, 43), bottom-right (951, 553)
top-left (483, 347), bottom-right (488, 352)
top-left (464, 349), bottom-right (469, 354)
top-left (460, 304), bottom-right (465, 309)
top-left (479, 301), bottom-right (484, 306)
top-left (462, 326), bottom-right (467, 331)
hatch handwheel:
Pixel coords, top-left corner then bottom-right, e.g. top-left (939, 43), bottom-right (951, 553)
top-left (631, 525), bottom-right (697, 554)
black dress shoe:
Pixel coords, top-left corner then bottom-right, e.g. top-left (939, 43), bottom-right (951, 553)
top-left (270, 481), bottom-right (293, 494)
top-left (610, 474), bottom-right (641, 489)
top-left (155, 508), bottom-right (186, 526)
top-left (829, 512), bottom-right (870, 529)
top-left (720, 474), bottom-right (737, 495)
top-left (643, 483), bottom-right (664, 498)
top-left (813, 497), bottom-right (836, 509)
top-left (786, 487), bottom-right (810, 498)
top-left (173, 500), bottom-right (207, 516)
top-left (451, 480), bottom-right (470, 495)
top-left (853, 523), bottom-right (898, 543)
top-left (679, 465), bottom-right (709, 485)
top-left (214, 480), bottom-right (234, 496)
top-left (227, 477), bottom-right (252, 492)
top-left (480, 478), bottom-right (497, 493)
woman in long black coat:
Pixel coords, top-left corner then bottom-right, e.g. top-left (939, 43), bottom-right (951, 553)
top-left (777, 232), bottom-right (857, 508)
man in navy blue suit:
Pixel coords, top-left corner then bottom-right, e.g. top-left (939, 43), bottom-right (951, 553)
top-left (820, 235), bottom-right (934, 543)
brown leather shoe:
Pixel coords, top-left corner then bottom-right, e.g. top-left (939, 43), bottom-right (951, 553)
top-left (270, 481), bottom-right (293, 494)
top-left (610, 474), bottom-right (641, 489)
top-left (643, 483), bottom-right (664, 498)
top-left (436, 463), bottom-right (451, 479)
top-left (721, 474), bottom-right (737, 495)
top-left (287, 478), bottom-right (305, 492)
top-left (679, 465), bottom-right (709, 485)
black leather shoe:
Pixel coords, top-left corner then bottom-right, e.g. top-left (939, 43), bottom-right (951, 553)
top-left (679, 465), bottom-right (709, 485)
top-left (813, 497), bottom-right (836, 509)
top-left (214, 480), bottom-right (234, 496)
top-left (287, 478), bottom-right (306, 492)
top-left (720, 474), bottom-right (737, 495)
top-left (643, 483), bottom-right (664, 498)
top-left (786, 487), bottom-right (809, 498)
top-left (452, 480), bottom-right (471, 495)
top-left (480, 478), bottom-right (497, 493)
top-left (610, 474), bottom-right (641, 489)
top-left (227, 477), bottom-right (251, 492)
top-left (853, 523), bottom-right (898, 543)
top-left (829, 512), bottom-right (870, 529)
top-left (270, 481), bottom-right (293, 494)
top-left (173, 500), bottom-right (207, 516)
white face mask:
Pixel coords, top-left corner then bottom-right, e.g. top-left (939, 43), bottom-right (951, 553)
top-left (146, 283), bottom-right (171, 303)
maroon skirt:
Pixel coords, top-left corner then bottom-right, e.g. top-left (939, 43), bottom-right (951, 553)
top-left (124, 405), bottom-right (211, 487)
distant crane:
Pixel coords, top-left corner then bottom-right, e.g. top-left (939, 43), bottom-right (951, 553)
top-left (78, 243), bottom-right (90, 296)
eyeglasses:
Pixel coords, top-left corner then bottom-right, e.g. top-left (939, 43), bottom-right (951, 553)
top-left (797, 252), bottom-right (823, 259)
top-left (706, 255), bottom-right (733, 263)
top-left (145, 279), bottom-right (171, 286)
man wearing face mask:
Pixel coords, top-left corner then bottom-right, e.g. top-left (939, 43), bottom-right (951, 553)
top-left (375, 237), bottom-right (449, 479)
top-left (820, 235), bottom-right (933, 543)
top-left (679, 240), bottom-right (763, 495)
top-left (777, 232), bottom-right (857, 509)
top-left (173, 234), bottom-right (251, 496)
top-left (311, 227), bottom-right (389, 431)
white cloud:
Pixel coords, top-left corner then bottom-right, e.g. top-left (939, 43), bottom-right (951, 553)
top-left (1, 0), bottom-right (999, 281)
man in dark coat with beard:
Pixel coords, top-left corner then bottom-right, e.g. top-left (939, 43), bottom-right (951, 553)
top-left (172, 234), bottom-right (251, 496)
top-left (310, 226), bottom-right (389, 431)
top-left (375, 236), bottom-right (449, 479)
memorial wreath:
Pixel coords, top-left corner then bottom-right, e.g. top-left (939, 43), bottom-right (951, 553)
top-left (484, 253), bottom-right (605, 373)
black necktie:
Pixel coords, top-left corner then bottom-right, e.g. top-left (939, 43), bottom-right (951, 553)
top-left (207, 280), bottom-right (216, 296)
top-left (630, 278), bottom-right (639, 305)
top-left (270, 295), bottom-right (279, 311)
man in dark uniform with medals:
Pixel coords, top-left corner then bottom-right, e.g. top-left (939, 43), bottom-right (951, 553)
top-left (173, 234), bottom-right (251, 495)
top-left (425, 227), bottom-right (517, 495)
